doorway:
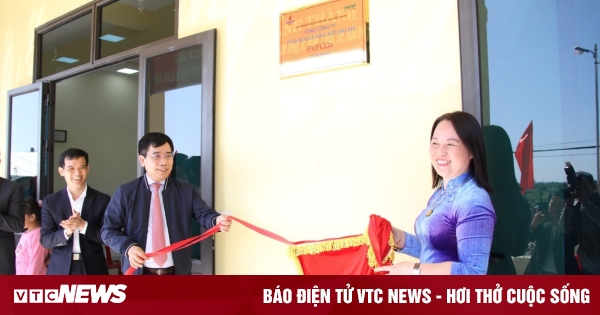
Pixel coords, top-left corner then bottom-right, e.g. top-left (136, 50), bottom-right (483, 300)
top-left (7, 30), bottom-right (217, 274)
top-left (53, 59), bottom-right (139, 196)
top-left (140, 31), bottom-right (217, 274)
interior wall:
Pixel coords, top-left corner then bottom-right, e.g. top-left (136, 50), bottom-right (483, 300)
top-left (54, 69), bottom-right (138, 196)
top-left (178, 0), bottom-right (463, 274)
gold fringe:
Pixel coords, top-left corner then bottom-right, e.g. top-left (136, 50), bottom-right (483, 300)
top-left (365, 231), bottom-right (396, 269)
top-left (383, 232), bottom-right (396, 264)
top-left (287, 247), bottom-right (305, 275)
top-left (287, 229), bottom-right (396, 274)
top-left (288, 234), bottom-right (368, 256)
top-left (388, 234), bottom-right (399, 252)
top-left (365, 231), bottom-right (378, 269)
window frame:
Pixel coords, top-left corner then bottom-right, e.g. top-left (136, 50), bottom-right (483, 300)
top-left (33, 0), bottom-right (179, 83)
top-left (457, 0), bottom-right (483, 124)
top-left (6, 82), bottom-right (49, 199)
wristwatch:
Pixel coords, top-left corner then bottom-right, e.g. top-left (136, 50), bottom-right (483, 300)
top-left (412, 263), bottom-right (421, 275)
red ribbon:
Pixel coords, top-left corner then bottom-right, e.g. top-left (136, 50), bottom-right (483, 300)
top-left (124, 215), bottom-right (374, 275)
top-left (124, 215), bottom-right (296, 275)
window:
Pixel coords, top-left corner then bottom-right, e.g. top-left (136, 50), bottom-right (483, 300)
top-left (98, 0), bottom-right (176, 58)
top-left (461, 0), bottom-right (600, 275)
top-left (477, 0), bottom-right (599, 209)
top-left (35, 0), bottom-right (177, 81)
top-left (38, 12), bottom-right (92, 78)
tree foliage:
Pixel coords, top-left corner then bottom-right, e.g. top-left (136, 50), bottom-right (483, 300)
top-left (523, 181), bottom-right (566, 210)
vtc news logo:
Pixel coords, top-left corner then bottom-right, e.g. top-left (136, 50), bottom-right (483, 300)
top-left (14, 284), bottom-right (127, 303)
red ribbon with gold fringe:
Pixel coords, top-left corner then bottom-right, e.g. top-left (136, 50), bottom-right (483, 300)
top-left (124, 215), bottom-right (393, 275)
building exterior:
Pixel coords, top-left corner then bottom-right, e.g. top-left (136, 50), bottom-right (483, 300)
top-left (1, 0), bottom-right (598, 275)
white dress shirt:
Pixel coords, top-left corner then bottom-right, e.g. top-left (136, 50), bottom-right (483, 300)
top-left (64, 185), bottom-right (88, 254)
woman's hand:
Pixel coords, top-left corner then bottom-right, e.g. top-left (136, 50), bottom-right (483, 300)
top-left (391, 227), bottom-right (406, 249)
top-left (374, 261), bottom-right (414, 275)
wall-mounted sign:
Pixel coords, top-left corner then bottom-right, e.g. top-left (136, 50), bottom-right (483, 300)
top-left (280, 0), bottom-right (369, 77)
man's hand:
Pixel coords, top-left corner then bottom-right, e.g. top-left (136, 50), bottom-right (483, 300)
top-left (216, 214), bottom-right (232, 232)
top-left (127, 246), bottom-right (148, 269)
top-left (531, 211), bottom-right (550, 230)
top-left (566, 191), bottom-right (576, 207)
top-left (575, 185), bottom-right (591, 203)
top-left (60, 209), bottom-right (86, 232)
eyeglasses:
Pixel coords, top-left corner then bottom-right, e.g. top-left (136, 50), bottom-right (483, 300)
top-left (145, 153), bottom-right (174, 160)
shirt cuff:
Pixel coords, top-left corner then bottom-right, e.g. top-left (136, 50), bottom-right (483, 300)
top-left (125, 243), bottom-right (138, 258)
top-left (399, 232), bottom-right (421, 258)
top-left (79, 221), bottom-right (88, 234)
top-left (64, 230), bottom-right (72, 239)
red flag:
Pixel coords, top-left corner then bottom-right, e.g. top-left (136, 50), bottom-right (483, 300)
top-left (515, 121), bottom-right (534, 193)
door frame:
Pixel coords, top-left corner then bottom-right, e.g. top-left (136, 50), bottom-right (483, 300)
top-left (6, 82), bottom-right (50, 200)
top-left (138, 29), bottom-right (217, 275)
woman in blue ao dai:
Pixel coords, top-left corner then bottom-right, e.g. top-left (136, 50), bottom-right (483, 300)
top-left (375, 112), bottom-right (496, 275)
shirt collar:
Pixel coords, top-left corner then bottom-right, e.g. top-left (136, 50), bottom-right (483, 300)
top-left (66, 184), bottom-right (88, 202)
top-left (442, 172), bottom-right (472, 191)
top-left (145, 174), bottom-right (166, 186)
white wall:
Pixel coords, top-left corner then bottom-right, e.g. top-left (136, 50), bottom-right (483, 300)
top-left (178, 0), bottom-right (463, 274)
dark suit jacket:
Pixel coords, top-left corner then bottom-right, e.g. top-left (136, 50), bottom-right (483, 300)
top-left (101, 176), bottom-right (219, 275)
top-left (0, 177), bottom-right (25, 274)
top-left (524, 222), bottom-right (567, 274)
top-left (40, 186), bottom-right (110, 275)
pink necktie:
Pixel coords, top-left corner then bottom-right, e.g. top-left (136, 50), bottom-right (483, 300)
top-left (151, 183), bottom-right (167, 267)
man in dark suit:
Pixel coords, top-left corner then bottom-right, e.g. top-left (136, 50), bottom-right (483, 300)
top-left (101, 132), bottom-right (232, 275)
top-left (0, 150), bottom-right (25, 274)
top-left (41, 148), bottom-right (110, 275)
top-left (525, 192), bottom-right (579, 274)
top-left (562, 171), bottom-right (600, 274)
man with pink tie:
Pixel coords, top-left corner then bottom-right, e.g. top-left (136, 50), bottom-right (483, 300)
top-left (101, 132), bottom-right (232, 275)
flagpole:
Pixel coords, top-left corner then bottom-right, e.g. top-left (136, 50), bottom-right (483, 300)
top-left (593, 44), bottom-right (599, 189)
top-left (574, 44), bottom-right (599, 187)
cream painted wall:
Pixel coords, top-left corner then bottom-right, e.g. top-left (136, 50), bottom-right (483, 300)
top-left (178, 0), bottom-right (462, 274)
top-left (0, 0), bottom-right (463, 275)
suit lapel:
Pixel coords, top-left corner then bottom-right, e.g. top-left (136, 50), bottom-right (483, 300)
top-left (162, 180), bottom-right (174, 239)
top-left (60, 188), bottom-right (73, 219)
top-left (81, 187), bottom-right (95, 221)
top-left (139, 177), bottom-right (151, 250)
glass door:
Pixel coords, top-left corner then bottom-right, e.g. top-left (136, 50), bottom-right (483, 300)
top-left (6, 83), bottom-right (48, 200)
top-left (139, 30), bottom-right (217, 274)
